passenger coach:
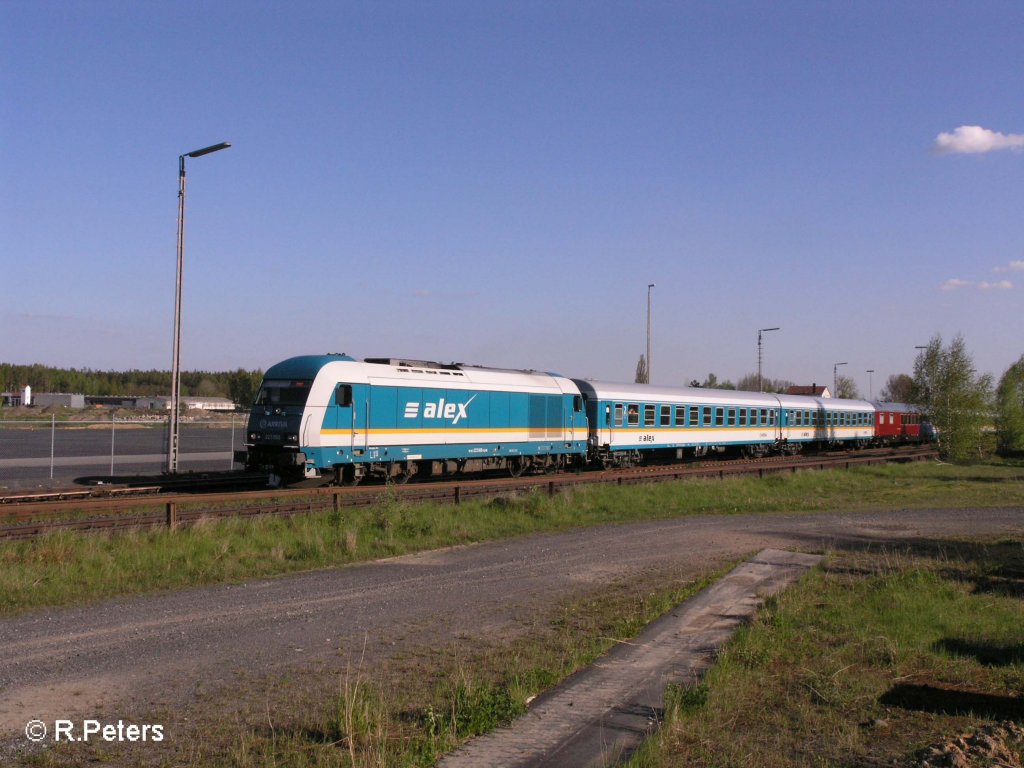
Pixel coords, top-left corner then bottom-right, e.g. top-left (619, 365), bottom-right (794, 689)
top-left (572, 380), bottom-right (874, 467)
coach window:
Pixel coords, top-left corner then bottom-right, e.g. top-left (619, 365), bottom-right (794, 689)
top-left (644, 405), bottom-right (656, 427)
top-left (627, 404), bottom-right (640, 426)
top-left (675, 406), bottom-right (685, 425)
top-left (702, 407), bottom-right (711, 427)
top-left (715, 407), bottom-right (724, 427)
top-left (727, 408), bottom-right (736, 427)
top-left (661, 405), bottom-right (671, 426)
top-left (689, 406), bottom-right (699, 426)
top-left (739, 409), bottom-right (747, 427)
top-left (614, 404), bottom-right (624, 427)
top-left (770, 410), bottom-right (777, 426)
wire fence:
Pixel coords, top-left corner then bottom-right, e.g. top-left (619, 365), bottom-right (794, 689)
top-left (0, 415), bottom-right (248, 483)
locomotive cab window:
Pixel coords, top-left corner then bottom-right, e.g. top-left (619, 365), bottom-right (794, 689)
top-left (255, 379), bottom-right (314, 407)
top-left (573, 395), bottom-right (583, 413)
top-left (335, 384), bottom-right (353, 407)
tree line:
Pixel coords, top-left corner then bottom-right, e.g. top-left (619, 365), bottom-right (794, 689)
top-left (0, 364), bottom-right (264, 408)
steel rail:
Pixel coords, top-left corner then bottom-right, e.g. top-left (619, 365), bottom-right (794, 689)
top-left (0, 447), bottom-right (940, 540)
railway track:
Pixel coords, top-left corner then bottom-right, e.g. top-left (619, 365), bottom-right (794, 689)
top-left (0, 446), bottom-right (938, 540)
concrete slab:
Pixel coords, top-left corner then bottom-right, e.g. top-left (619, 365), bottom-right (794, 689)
top-left (439, 548), bottom-right (822, 768)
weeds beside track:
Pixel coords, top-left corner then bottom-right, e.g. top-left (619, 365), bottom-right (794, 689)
top-left (0, 446), bottom-right (939, 540)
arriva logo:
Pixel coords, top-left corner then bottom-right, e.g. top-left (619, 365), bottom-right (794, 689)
top-left (403, 394), bottom-right (476, 425)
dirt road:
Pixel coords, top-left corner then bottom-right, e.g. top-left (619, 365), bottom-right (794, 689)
top-left (1, 506), bottom-right (1020, 759)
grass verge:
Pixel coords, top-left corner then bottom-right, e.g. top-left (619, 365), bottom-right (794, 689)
top-left (628, 539), bottom-right (1024, 767)
top-left (2, 460), bottom-right (1023, 614)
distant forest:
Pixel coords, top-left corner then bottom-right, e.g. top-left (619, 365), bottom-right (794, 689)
top-left (0, 364), bottom-right (264, 407)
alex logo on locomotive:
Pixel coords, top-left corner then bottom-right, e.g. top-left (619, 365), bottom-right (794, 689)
top-left (402, 394), bottom-right (477, 425)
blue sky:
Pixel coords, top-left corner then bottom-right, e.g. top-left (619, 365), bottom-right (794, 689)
top-left (2, 1), bottom-right (1022, 395)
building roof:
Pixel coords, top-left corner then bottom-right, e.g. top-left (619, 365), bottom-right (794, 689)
top-left (785, 385), bottom-right (832, 397)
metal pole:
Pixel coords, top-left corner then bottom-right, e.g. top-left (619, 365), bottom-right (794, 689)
top-left (169, 154), bottom-right (186, 473)
top-left (168, 141), bottom-right (231, 474)
top-left (229, 412), bottom-right (235, 469)
top-left (834, 362), bottom-right (847, 398)
top-left (50, 414), bottom-right (55, 480)
top-left (110, 411), bottom-right (116, 476)
top-left (646, 283), bottom-right (655, 384)
top-left (757, 328), bottom-right (780, 392)
top-left (758, 330), bottom-right (762, 392)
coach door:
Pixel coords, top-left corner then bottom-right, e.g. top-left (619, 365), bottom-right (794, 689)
top-left (334, 383), bottom-right (356, 451)
top-left (567, 395), bottom-right (582, 445)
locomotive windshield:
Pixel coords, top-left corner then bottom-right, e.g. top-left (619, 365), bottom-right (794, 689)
top-left (254, 379), bottom-right (314, 407)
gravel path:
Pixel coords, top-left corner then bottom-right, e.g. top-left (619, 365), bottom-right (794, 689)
top-left (1, 506), bottom-right (1020, 757)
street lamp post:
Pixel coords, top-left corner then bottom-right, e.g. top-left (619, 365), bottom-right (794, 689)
top-left (646, 283), bottom-right (655, 384)
top-left (757, 327), bottom-right (780, 392)
top-left (169, 141), bottom-right (231, 473)
top-left (866, 369), bottom-right (874, 400)
top-left (833, 362), bottom-right (848, 399)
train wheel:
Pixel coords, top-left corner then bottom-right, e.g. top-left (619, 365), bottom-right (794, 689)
top-left (339, 464), bottom-right (362, 487)
top-left (508, 457), bottom-right (526, 477)
top-left (395, 461), bottom-right (417, 484)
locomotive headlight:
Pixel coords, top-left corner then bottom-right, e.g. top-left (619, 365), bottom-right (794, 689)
top-left (288, 434), bottom-right (299, 443)
top-left (249, 432), bottom-right (259, 440)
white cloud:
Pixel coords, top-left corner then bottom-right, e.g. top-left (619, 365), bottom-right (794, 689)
top-left (994, 260), bottom-right (1024, 273)
top-left (940, 278), bottom-right (972, 291)
top-left (978, 280), bottom-right (1013, 290)
top-left (934, 125), bottom-right (1024, 154)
